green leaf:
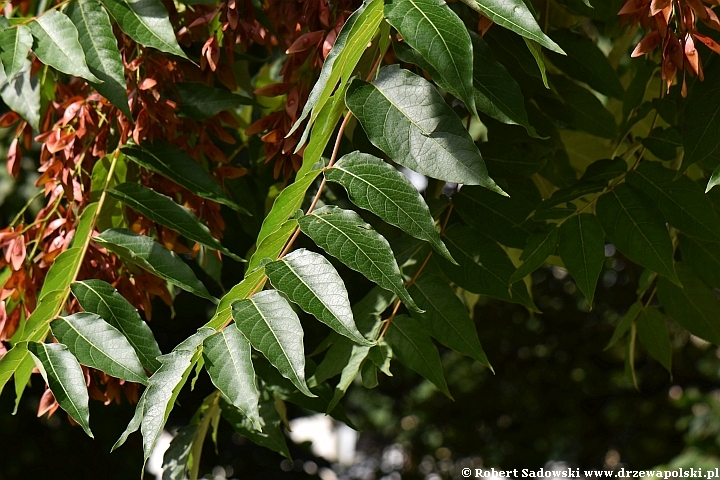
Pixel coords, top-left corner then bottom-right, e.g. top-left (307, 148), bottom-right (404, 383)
top-left (0, 60), bottom-right (40, 131)
top-left (558, 214), bottom-right (605, 306)
top-left (0, 25), bottom-right (32, 80)
top-left (297, 92), bottom-right (346, 177)
top-left (682, 59), bottom-right (720, 171)
top-left (385, 314), bottom-right (452, 399)
top-left (471, 32), bottom-right (538, 137)
top-left (161, 424), bottom-right (197, 480)
top-left (458, 0), bottom-right (563, 54)
top-left (17, 290), bottom-right (65, 343)
top-left (93, 228), bottom-right (217, 303)
top-left (605, 301), bottom-right (642, 350)
top-left (409, 274), bottom-right (490, 367)
top-left (596, 184), bottom-right (678, 284)
top-left (298, 205), bottom-right (420, 312)
top-left (248, 220), bottom-right (297, 272)
top-left (0, 347), bottom-right (35, 414)
top-left (140, 328), bottom-right (214, 462)
top-left (38, 248), bottom-right (83, 300)
top-left (622, 60), bottom-right (655, 123)
top-left (175, 82), bottom-right (252, 119)
top-left (26, 342), bottom-right (93, 437)
top-left (548, 75), bottom-right (616, 139)
top-left (524, 38), bottom-right (549, 88)
top-left (66, 0), bottom-right (130, 116)
top-left (289, 0), bottom-right (383, 140)
top-left (706, 164), bottom-right (720, 193)
top-left (546, 30), bottom-right (623, 99)
top-left (384, 0), bottom-right (476, 113)
top-left (641, 127), bottom-right (681, 161)
top-left (509, 227), bottom-right (559, 284)
top-left (437, 224), bottom-right (537, 310)
top-left (203, 325), bottom-right (261, 430)
top-left (100, 0), bottom-right (187, 58)
top-left (626, 162), bottom-right (720, 244)
top-left (204, 267), bottom-right (266, 330)
top-left (453, 185), bottom-right (535, 249)
top-left (253, 169), bottom-right (321, 259)
top-left (327, 343), bottom-right (371, 412)
top-left (266, 248), bottom-right (371, 345)
top-left (108, 183), bottom-right (243, 261)
top-left (28, 11), bottom-right (100, 83)
top-left (325, 152), bottom-right (454, 262)
top-left (221, 399), bottom-right (290, 458)
top-left (636, 307), bottom-right (672, 373)
top-left (50, 313), bottom-right (148, 384)
top-left (112, 394), bottom-right (145, 451)
top-left (657, 265), bottom-right (720, 345)
top-left (121, 141), bottom-right (248, 214)
top-left (71, 279), bottom-right (162, 372)
top-left (232, 290), bottom-right (314, 397)
top-left (679, 236), bottom-right (720, 289)
top-left (345, 65), bottom-right (502, 191)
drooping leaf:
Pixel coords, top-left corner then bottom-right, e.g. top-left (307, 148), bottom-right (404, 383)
top-left (547, 75), bottom-right (616, 139)
top-left (140, 328), bottom-right (214, 463)
top-left (100, 0), bottom-right (187, 58)
top-left (345, 65), bottom-right (503, 191)
top-left (470, 32), bottom-right (538, 137)
top-left (93, 229), bottom-right (217, 303)
top-left (289, 0), bottom-right (383, 140)
top-left (175, 82), bottom-right (252, 119)
top-left (221, 398), bottom-right (291, 458)
top-left (605, 301), bottom-right (642, 350)
top-left (112, 394), bottom-right (146, 451)
top-left (50, 313), bottom-right (148, 384)
top-left (636, 307), bottom-right (672, 373)
top-left (232, 290), bottom-right (314, 397)
top-left (71, 279), bottom-right (162, 372)
top-left (453, 185), bottom-right (536, 249)
top-left (641, 127), bottom-right (682, 161)
top-left (458, 0), bottom-right (563, 54)
top-left (28, 11), bottom-right (100, 83)
top-left (385, 314), bottom-right (452, 399)
top-left (121, 141), bottom-right (248, 213)
top-left (596, 183), bottom-right (679, 284)
top-left (325, 152), bottom-right (454, 262)
top-left (657, 265), bottom-right (720, 345)
top-left (547, 30), bottom-right (624, 99)
top-left (409, 274), bottom-right (490, 367)
top-left (0, 347), bottom-right (35, 414)
top-left (681, 59), bottom-right (720, 172)
top-left (437, 225), bottom-right (537, 311)
top-left (384, 0), bottom-right (475, 113)
top-left (161, 424), bottom-right (198, 480)
top-left (626, 162), bottom-right (720, 244)
top-left (202, 325), bottom-right (261, 430)
top-left (108, 183), bottom-right (243, 261)
top-left (26, 342), bottom-right (93, 437)
top-left (0, 60), bottom-right (40, 130)
top-left (66, 0), bottom-right (130, 116)
top-left (0, 25), bottom-right (32, 80)
top-left (266, 248), bottom-right (371, 345)
top-left (509, 227), bottom-right (559, 284)
top-left (327, 343), bottom-right (371, 412)
top-left (298, 205), bottom-right (420, 312)
top-left (558, 214), bottom-right (605, 306)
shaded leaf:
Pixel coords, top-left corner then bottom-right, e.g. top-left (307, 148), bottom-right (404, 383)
top-left (605, 301), bottom-right (642, 350)
top-left (385, 314), bottom-right (452, 398)
top-left (26, 342), bottom-right (93, 437)
top-left (327, 343), bottom-right (371, 412)
top-left (298, 205), bottom-right (419, 312)
top-left (232, 290), bottom-right (313, 397)
top-left (325, 152), bottom-right (453, 262)
top-left (384, 0), bottom-right (475, 112)
top-left (509, 227), bottom-right (559, 284)
top-left (176, 82), bottom-right (252, 119)
top-left (161, 425), bottom-right (197, 480)
top-left (71, 279), bottom-right (162, 372)
top-left (558, 214), bottom-right (605, 306)
top-left (203, 325), bottom-right (261, 430)
top-left (67, 0), bottom-right (130, 116)
top-left (596, 184), bottom-right (678, 284)
top-left (636, 307), bottom-right (672, 373)
top-left (409, 274), bottom-right (490, 367)
top-left (0, 25), bottom-right (32, 80)
top-left (100, 0), bottom-right (187, 58)
top-left (345, 65), bottom-right (502, 191)
top-left (51, 312), bottom-right (148, 384)
top-left (221, 398), bottom-right (290, 458)
top-left (548, 75), bottom-right (616, 139)
top-left (29, 11), bottom-right (100, 82)
top-left (682, 59), bottom-right (720, 171)
top-left (121, 141), bottom-right (248, 213)
top-left (94, 228), bottom-right (217, 302)
top-left (641, 127), bottom-right (681, 161)
top-left (679, 236), bottom-right (720, 289)
top-left (266, 248), bottom-right (371, 345)
top-left (109, 183), bottom-right (243, 261)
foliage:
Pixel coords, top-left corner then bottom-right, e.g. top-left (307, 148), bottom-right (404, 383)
top-left (1, 0), bottom-right (720, 476)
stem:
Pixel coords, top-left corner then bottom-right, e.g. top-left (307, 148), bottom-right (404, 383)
top-left (10, 189), bottom-right (46, 227)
